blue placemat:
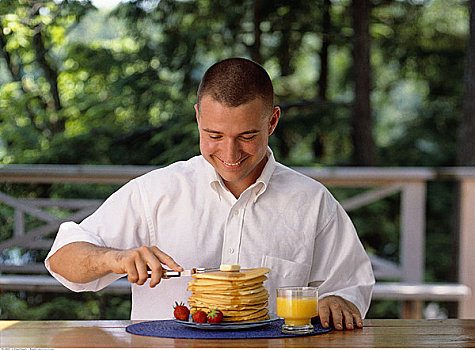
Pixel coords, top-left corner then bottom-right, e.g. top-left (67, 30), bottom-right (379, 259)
top-left (126, 319), bottom-right (332, 339)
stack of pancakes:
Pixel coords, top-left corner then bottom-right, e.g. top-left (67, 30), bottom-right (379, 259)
top-left (187, 267), bottom-right (270, 323)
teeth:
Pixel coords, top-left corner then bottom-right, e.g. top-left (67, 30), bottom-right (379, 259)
top-left (223, 159), bottom-right (242, 166)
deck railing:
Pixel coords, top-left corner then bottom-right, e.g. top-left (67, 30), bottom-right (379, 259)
top-left (0, 164), bottom-right (473, 318)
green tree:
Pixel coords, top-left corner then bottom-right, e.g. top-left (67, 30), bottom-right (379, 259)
top-left (458, 0), bottom-right (475, 166)
top-left (351, 0), bottom-right (375, 166)
top-left (0, 0), bottom-right (472, 320)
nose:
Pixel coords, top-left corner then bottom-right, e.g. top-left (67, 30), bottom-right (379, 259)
top-left (223, 138), bottom-right (241, 163)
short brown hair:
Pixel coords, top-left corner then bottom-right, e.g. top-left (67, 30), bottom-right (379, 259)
top-left (197, 57), bottom-right (274, 113)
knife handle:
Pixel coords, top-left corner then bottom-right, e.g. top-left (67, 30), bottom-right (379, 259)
top-left (145, 269), bottom-right (181, 278)
top-left (163, 270), bottom-right (181, 277)
top-left (146, 267), bottom-right (218, 278)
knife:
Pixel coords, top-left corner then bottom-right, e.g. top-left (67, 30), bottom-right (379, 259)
top-left (147, 267), bottom-right (220, 278)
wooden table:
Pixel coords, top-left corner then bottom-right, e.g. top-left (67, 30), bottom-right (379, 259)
top-left (1, 319), bottom-right (475, 348)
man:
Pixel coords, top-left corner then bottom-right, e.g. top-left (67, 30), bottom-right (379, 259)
top-left (46, 57), bottom-right (374, 330)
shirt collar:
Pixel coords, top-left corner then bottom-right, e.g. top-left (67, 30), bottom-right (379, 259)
top-left (203, 157), bottom-right (227, 201)
top-left (252, 147), bottom-right (276, 202)
top-left (206, 147), bottom-right (276, 202)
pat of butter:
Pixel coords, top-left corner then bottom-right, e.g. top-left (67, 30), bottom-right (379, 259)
top-left (220, 264), bottom-right (240, 272)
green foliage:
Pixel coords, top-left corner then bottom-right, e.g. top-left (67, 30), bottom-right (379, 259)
top-left (0, 203), bottom-right (14, 242)
top-left (378, 98), bottom-right (459, 167)
top-left (1, 0), bottom-right (468, 167)
top-left (367, 300), bottom-right (400, 319)
top-left (0, 0), bottom-right (471, 320)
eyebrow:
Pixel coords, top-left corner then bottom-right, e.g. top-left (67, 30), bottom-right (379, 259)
top-left (202, 128), bottom-right (261, 135)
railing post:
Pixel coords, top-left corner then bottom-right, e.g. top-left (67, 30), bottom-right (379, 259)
top-left (458, 177), bottom-right (475, 318)
top-left (400, 181), bottom-right (426, 282)
top-left (14, 209), bottom-right (24, 237)
top-left (400, 181), bottom-right (426, 318)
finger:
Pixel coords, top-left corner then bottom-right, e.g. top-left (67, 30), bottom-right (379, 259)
top-left (342, 308), bottom-right (355, 330)
top-left (151, 246), bottom-right (183, 271)
top-left (147, 262), bottom-right (163, 288)
top-left (347, 304), bottom-right (363, 328)
top-left (318, 302), bottom-right (331, 328)
top-left (134, 251), bottom-right (149, 285)
top-left (125, 258), bottom-right (139, 284)
top-left (137, 246), bottom-right (163, 287)
top-left (329, 302), bottom-right (344, 330)
top-left (354, 312), bottom-right (363, 328)
top-left (342, 298), bottom-right (363, 329)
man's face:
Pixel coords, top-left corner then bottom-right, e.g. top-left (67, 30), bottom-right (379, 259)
top-left (195, 95), bottom-right (280, 197)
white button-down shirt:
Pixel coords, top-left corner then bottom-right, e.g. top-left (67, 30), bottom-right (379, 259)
top-left (45, 148), bottom-right (374, 320)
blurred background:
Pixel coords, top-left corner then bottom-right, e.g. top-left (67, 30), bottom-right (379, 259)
top-left (0, 0), bottom-right (474, 320)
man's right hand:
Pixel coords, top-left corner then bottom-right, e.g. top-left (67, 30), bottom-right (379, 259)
top-left (108, 246), bottom-right (183, 288)
top-left (48, 242), bottom-right (182, 288)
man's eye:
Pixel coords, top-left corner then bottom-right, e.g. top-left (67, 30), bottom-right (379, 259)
top-left (209, 135), bottom-right (222, 140)
top-left (240, 135), bottom-right (256, 140)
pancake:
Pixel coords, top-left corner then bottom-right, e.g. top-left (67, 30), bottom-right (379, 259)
top-left (189, 301), bottom-right (268, 312)
top-left (187, 267), bottom-right (270, 323)
top-left (192, 268), bottom-right (270, 281)
top-left (188, 275), bottom-right (267, 287)
top-left (188, 285), bottom-right (266, 296)
top-left (189, 290), bottom-right (269, 305)
top-left (223, 308), bottom-right (269, 322)
top-left (228, 314), bottom-right (270, 323)
top-left (189, 303), bottom-right (268, 316)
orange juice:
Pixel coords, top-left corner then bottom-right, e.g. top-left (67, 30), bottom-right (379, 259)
top-left (276, 296), bottom-right (318, 326)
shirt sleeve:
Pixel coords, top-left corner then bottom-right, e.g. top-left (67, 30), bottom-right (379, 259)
top-left (44, 178), bottom-right (153, 292)
top-left (309, 199), bottom-right (375, 318)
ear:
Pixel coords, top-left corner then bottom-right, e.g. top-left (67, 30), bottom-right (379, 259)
top-left (268, 106), bottom-right (281, 136)
top-left (194, 104), bottom-right (200, 124)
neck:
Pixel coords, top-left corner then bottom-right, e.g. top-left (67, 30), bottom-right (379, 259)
top-left (223, 155), bottom-right (268, 199)
top-left (224, 182), bottom-right (247, 199)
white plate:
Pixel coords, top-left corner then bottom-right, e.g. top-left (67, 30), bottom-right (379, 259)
top-left (173, 313), bottom-right (280, 330)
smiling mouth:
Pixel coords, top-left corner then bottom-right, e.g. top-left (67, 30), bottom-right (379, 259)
top-left (216, 156), bottom-right (246, 168)
top-left (223, 160), bottom-right (243, 166)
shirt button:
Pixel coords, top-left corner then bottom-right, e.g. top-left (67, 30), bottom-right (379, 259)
top-left (228, 248), bottom-right (235, 254)
top-left (233, 210), bottom-right (239, 216)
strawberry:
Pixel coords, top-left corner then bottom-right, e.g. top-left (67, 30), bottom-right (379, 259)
top-left (207, 309), bottom-right (224, 323)
top-left (173, 302), bottom-right (190, 321)
top-left (192, 310), bottom-right (208, 323)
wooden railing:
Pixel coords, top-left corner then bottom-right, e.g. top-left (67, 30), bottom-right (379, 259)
top-left (0, 165), bottom-right (473, 318)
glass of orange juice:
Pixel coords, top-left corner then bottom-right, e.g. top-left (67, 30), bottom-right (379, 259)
top-left (276, 286), bottom-right (318, 334)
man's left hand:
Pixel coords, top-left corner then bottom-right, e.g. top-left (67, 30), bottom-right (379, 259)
top-left (318, 295), bottom-right (363, 331)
